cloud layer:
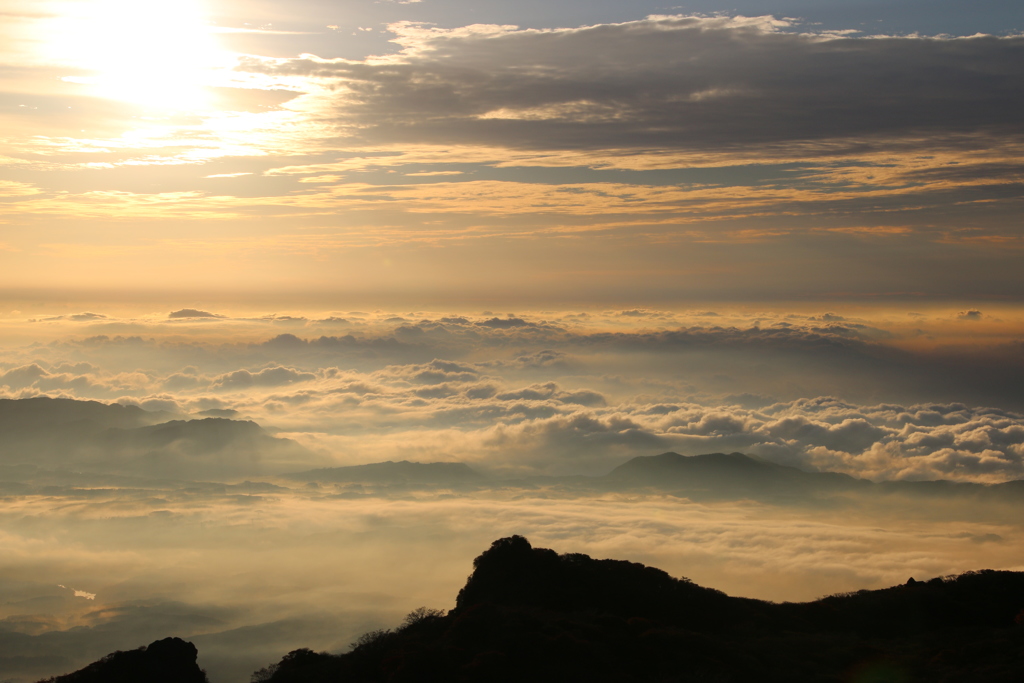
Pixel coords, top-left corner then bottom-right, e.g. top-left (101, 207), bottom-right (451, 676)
top-left (2, 14), bottom-right (1023, 301)
top-left (253, 17), bottom-right (1024, 154)
top-left (3, 307), bottom-right (1024, 482)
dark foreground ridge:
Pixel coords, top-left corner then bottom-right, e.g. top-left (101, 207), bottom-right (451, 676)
top-left (256, 536), bottom-right (1024, 682)
top-left (38, 637), bottom-right (207, 683)
top-left (42, 538), bottom-right (1024, 682)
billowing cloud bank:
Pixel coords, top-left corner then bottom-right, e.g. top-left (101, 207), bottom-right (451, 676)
top-left (3, 307), bottom-right (1024, 482)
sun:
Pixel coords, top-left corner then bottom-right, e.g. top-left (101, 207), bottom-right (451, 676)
top-left (48, 0), bottom-right (229, 111)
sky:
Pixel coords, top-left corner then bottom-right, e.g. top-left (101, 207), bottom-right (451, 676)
top-left (1, 0), bottom-right (1023, 302)
top-left (1, 0), bottom-right (1024, 681)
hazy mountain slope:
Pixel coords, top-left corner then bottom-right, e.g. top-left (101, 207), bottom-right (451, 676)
top-left (607, 450), bottom-right (865, 493)
top-left (0, 396), bottom-right (157, 427)
top-left (0, 396), bottom-right (160, 447)
top-left (86, 418), bottom-right (313, 480)
top-left (290, 451), bottom-right (1024, 503)
top-left (603, 451), bottom-right (1024, 505)
top-left (0, 397), bottom-right (315, 481)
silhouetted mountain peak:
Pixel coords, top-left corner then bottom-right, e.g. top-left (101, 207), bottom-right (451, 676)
top-left (454, 535), bottom-right (728, 622)
top-left (39, 637), bottom-right (207, 683)
top-left (249, 537), bottom-right (1024, 683)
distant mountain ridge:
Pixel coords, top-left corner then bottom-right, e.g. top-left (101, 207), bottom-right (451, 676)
top-left (283, 460), bottom-right (483, 486)
top-left (0, 396), bottom-right (163, 433)
top-left (611, 449), bottom-right (860, 484)
top-left (605, 450), bottom-right (866, 501)
top-left (608, 451), bottom-right (1024, 502)
top-left (4, 398), bottom-right (1021, 497)
top-left (443, 450), bottom-right (1021, 501)
top-left (281, 449), bottom-right (1024, 502)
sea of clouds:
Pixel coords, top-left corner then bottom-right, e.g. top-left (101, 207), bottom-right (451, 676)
top-left (2, 306), bottom-right (1023, 682)
top-left (2, 306), bottom-right (1023, 482)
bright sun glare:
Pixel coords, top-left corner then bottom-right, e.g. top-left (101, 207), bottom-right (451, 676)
top-left (50, 0), bottom-right (228, 110)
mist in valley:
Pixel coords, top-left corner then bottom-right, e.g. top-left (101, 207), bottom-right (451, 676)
top-left (2, 309), bottom-right (1023, 682)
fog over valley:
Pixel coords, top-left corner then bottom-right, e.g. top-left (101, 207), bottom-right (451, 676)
top-left (1, 307), bottom-right (1023, 681)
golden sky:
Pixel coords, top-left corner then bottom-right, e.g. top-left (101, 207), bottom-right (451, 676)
top-left (1, 1), bottom-right (1022, 302)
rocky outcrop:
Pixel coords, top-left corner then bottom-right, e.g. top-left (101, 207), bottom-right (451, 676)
top-left (38, 637), bottom-right (208, 683)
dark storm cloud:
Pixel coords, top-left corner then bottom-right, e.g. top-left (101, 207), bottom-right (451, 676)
top-left (244, 17), bottom-right (1024, 155)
